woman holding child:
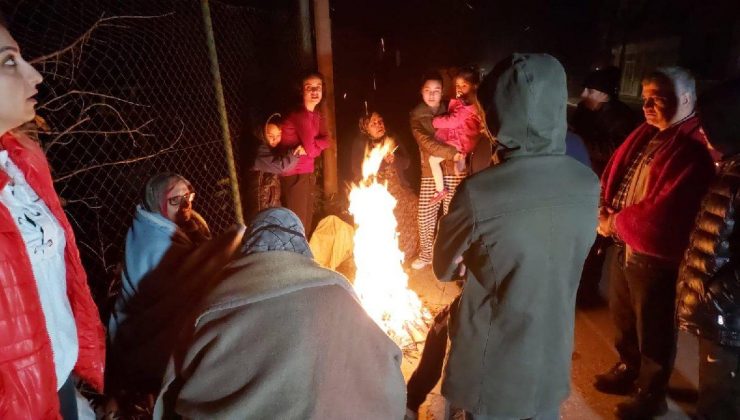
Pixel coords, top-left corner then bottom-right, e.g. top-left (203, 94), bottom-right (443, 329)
top-left (410, 69), bottom-right (485, 270)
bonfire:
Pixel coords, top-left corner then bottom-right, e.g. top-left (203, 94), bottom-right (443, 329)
top-left (349, 143), bottom-right (432, 348)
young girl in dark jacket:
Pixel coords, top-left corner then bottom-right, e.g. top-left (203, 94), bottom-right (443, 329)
top-left (246, 114), bottom-right (305, 222)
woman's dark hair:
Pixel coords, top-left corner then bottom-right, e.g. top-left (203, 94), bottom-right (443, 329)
top-left (420, 70), bottom-right (443, 87)
top-left (455, 66), bottom-right (481, 86)
top-left (0, 12), bottom-right (7, 29)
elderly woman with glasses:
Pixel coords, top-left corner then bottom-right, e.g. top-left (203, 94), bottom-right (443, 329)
top-left (107, 172), bottom-right (243, 415)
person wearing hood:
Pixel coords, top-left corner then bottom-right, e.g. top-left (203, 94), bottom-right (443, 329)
top-left (676, 78), bottom-right (740, 419)
top-left (107, 173), bottom-right (244, 414)
top-left (594, 67), bottom-right (715, 418)
top-left (432, 54), bottom-right (599, 419)
top-left (245, 114), bottom-right (305, 222)
top-left (154, 207), bottom-right (405, 419)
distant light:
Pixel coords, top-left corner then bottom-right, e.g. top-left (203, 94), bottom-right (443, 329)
top-left (380, 37), bottom-right (385, 53)
top-left (343, 92), bottom-right (347, 99)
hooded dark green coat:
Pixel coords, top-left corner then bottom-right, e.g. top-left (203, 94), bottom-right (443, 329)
top-left (433, 54), bottom-right (599, 417)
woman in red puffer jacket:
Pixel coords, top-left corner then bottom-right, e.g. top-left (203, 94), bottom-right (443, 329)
top-left (0, 16), bottom-right (105, 419)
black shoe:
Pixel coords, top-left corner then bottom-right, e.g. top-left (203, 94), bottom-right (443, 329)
top-left (594, 362), bottom-right (638, 395)
top-left (615, 391), bottom-right (668, 419)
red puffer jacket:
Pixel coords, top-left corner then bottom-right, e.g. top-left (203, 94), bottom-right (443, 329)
top-left (0, 132), bottom-right (105, 419)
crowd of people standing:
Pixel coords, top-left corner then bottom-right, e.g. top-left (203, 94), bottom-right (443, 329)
top-left (4, 7), bottom-right (740, 419)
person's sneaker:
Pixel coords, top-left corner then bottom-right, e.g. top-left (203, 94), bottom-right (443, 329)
top-left (428, 189), bottom-right (448, 205)
top-left (593, 362), bottom-right (638, 395)
top-left (411, 258), bottom-right (431, 270)
top-left (615, 391), bottom-right (668, 419)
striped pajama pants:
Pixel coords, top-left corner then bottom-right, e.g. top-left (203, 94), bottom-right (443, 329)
top-left (417, 175), bottom-right (466, 263)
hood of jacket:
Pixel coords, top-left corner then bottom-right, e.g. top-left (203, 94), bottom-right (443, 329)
top-left (481, 53), bottom-right (567, 158)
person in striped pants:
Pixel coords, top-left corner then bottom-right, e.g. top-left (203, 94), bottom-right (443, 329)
top-left (410, 72), bottom-right (466, 270)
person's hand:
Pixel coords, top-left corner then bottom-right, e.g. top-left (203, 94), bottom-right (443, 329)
top-left (294, 145), bottom-right (307, 156)
top-left (453, 152), bottom-right (464, 162)
top-left (453, 255), bottom-right (466, 278)
top-left (384, 153), bottom-right (395, 164)
top-left (597, 207), bottom-right (615, 237)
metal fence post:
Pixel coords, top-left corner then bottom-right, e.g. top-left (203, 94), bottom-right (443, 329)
top-left (201, 0), bottom-right (244, 224)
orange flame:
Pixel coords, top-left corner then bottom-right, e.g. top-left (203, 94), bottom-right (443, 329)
top-left (349, 143), bottom-right (431, 347)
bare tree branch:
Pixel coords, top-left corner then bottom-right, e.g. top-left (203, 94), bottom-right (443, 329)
top-left (63, 196), bottom-right (103, 210)
top-left (53, 122), bottom-right (185, 183)
top-left (30, 13), bottom-right (174, 65)
top-left (39, 90), bottom-right (150, 111)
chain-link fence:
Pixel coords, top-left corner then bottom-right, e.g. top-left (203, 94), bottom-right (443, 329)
top-left (2, 0), bottom-right (307, 312)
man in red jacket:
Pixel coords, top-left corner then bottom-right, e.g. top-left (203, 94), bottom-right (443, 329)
top-left (593, 66), bottom-right (715, 418)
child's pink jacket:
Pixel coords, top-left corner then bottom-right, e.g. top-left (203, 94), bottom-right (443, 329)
top-left (432, 98), bottom-right (481, 154)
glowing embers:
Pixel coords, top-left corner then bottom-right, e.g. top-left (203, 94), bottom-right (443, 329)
top-left (349, 143), bottom-right (431, 348)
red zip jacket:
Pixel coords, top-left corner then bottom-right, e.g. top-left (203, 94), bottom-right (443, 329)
top-left (0, 132), bottom-right (105, 419)
top-left (279, 106), bottom-right (329, 176)
top-left (432, 98), bottom-right (482, 154)
top-left (602, 116), bottom-right (715, 263)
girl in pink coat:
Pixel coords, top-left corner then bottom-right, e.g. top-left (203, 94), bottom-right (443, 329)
top-left (429, 68), bottom-right (483, 204)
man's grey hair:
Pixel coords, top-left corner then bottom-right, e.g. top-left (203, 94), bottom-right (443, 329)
top-left (643, 66), bottom-right (696, 102)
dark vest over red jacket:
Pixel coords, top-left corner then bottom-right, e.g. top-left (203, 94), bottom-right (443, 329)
top-left (601, 116), bottom-right (715, 263)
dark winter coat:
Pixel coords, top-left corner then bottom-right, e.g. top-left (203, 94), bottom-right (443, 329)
top-left (571, 99), bottom-right (639, 175)
top-left (677, 78), bottom-right (740, 347)
top-left (245, 144), bottom-right (299, 221)
top-left (433, 54), bottom-right (600, 417)
top-left (677, 157), bottom-right (738, 346)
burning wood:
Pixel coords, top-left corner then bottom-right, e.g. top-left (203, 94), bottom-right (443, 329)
top-left (349, 143), bottom-right (432, 348)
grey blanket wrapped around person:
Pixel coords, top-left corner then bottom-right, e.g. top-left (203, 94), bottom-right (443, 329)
top-left (154, 207), bottom-right (406, 420)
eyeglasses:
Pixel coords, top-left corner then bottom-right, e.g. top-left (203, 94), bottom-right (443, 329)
top-left (167, 192), bottom-right (195, 207)
top-left (303, 85), bottom-right (322, 93)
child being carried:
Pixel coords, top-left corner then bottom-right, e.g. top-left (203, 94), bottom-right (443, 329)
top-left (429, 67), bottom-right (483, 205)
